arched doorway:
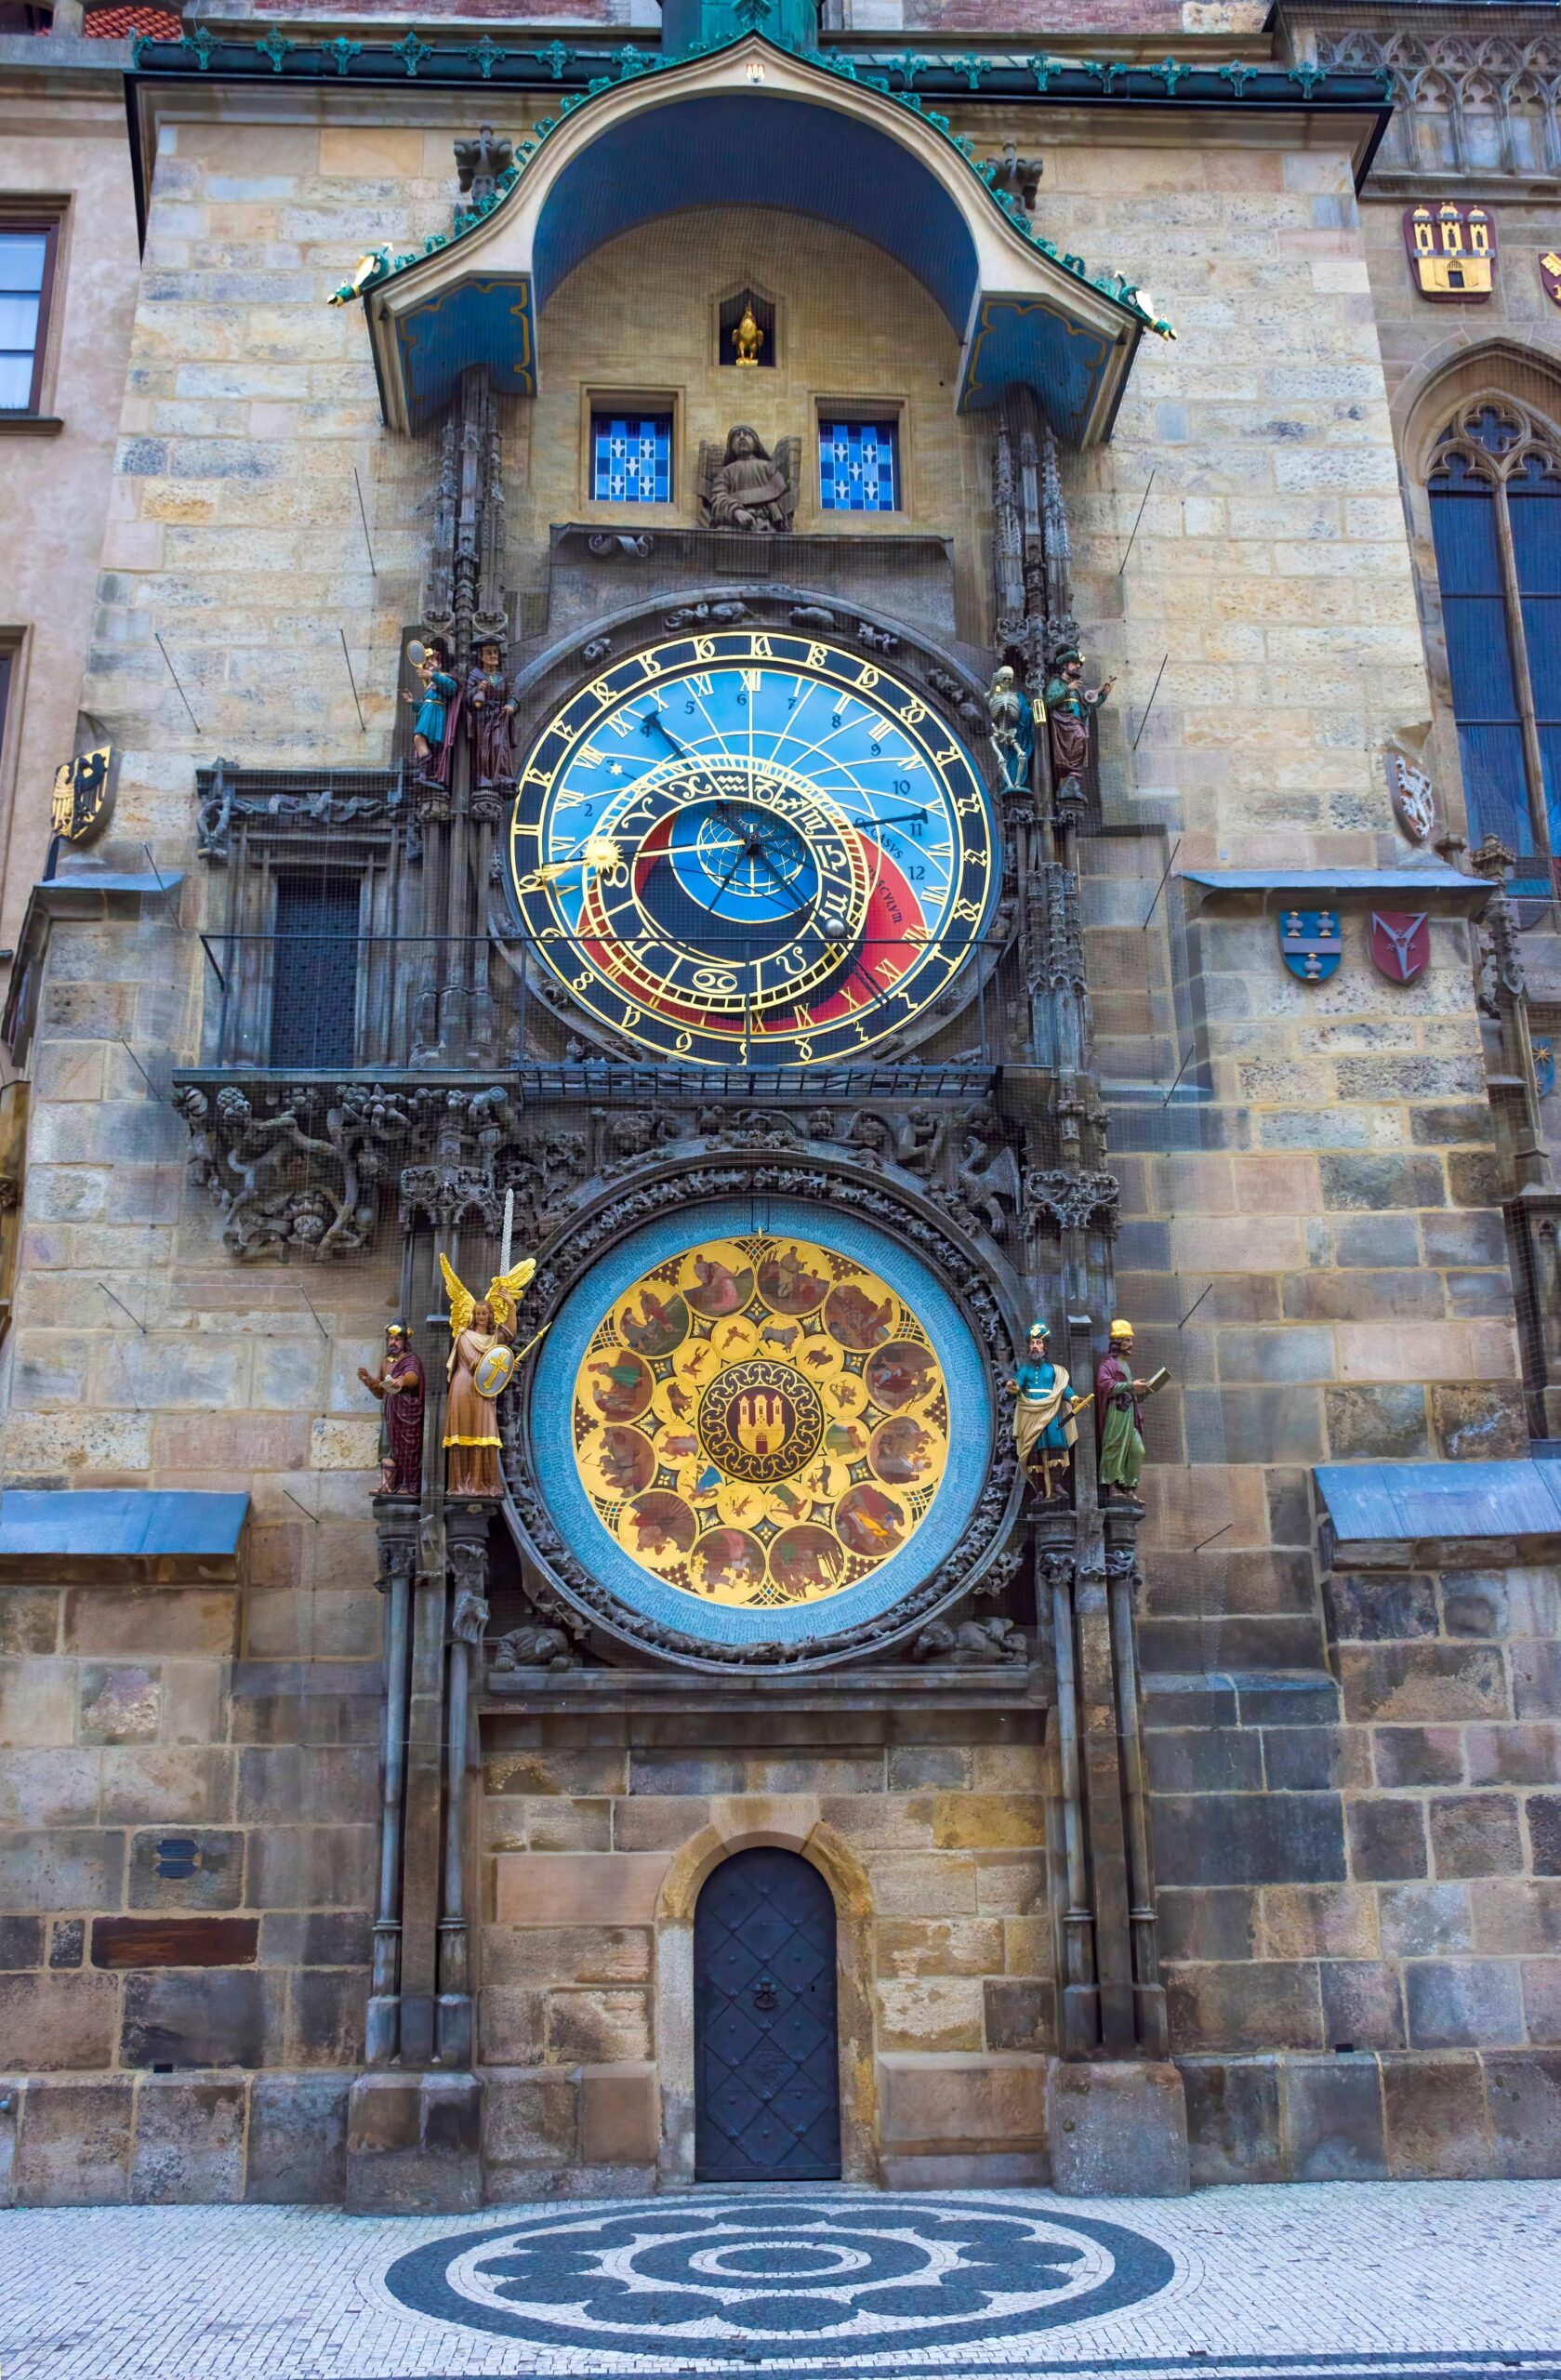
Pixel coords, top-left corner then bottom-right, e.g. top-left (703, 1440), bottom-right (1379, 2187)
top-left (694, 1846), bottom-right (840, 2182)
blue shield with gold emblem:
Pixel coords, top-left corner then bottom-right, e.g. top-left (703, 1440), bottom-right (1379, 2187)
top-left (473, 1342), bottom-right (516, 1400)
top-left (1278, 908), bottom-right (1342, 984)
top-left (1535, 1035), bottom-right (1555, 1100)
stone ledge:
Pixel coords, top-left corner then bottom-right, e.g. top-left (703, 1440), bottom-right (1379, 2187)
top-left (877, 2050), bottom-right (1048, 2157)
top-left (1177, 2047), bottom-right (1561, 2185)
top-left (0, 2068), bottom-right (352, 2208)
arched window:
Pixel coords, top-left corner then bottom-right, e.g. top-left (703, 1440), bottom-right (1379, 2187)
top-left (1429, 396), bottom-right (1561, 886)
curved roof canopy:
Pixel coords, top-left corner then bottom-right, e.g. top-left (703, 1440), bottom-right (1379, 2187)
top-left (347, 35), bottom-right (1168, 445)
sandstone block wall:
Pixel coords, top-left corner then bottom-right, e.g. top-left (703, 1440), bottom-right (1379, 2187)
top-left (1146, 1531), bottom-right (1561, 2179)
top-left (0, 68), bottom-right (142, 964)
top-left (0, 1551), bottom-right (379, 2200)
top-left (476, 1710), bottom-right (1053, 2191)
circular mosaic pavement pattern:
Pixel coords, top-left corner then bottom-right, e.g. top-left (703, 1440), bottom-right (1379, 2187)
top-left (384, 2195), bottom-right (1175, 2362)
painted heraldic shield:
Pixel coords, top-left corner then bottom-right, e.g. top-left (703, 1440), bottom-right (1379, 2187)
top-left (1279, 909), bottom-right (1342, 984)
top-left (1369, 909), bottom-right (1430, 985)
top-left (473, 1342), bottom-right (517, 1400)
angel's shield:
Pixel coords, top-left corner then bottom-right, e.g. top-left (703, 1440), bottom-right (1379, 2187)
top-left (473, 1342), bottom-right (517, 1401)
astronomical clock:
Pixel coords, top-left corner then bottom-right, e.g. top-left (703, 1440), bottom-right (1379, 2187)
top-left (507, 620), bottom-right (1018, 1662)
top-left (508, 628), bottom-right (999, 1069)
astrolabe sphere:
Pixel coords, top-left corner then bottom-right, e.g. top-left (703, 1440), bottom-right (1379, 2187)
top-left (473, 1342), bottom-right (517, 1400)
top-left (570, 1231), bottom-right (949, 1611)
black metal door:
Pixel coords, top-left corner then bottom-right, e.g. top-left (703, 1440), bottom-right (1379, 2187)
top-left (695, 1846), bottom-right (840, 2182)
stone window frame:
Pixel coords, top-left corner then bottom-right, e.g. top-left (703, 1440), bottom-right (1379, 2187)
top-left (1399, 345), bottom-right (1561, 879)
top-left (0, 204), bottom-right (65, 434)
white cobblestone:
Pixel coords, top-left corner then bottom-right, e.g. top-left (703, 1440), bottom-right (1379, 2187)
top-left (0, 2184), bottom-right (1557, 2380)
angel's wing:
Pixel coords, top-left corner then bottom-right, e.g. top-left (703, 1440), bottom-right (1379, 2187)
top-left (439, 1251), bottom-right (475, 1339)
top-left (988, 1144), bottom-right (1023, 1203)
top-left (485, 1256), bottom-right (536, 1335)
top-left (697, 440), bottom-right (721, 525)
top-left (774, 437), bottom-right (800, 521)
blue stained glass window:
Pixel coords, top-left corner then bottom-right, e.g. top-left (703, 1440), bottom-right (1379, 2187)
top-left (819, 418), bottom-right (899, 513)
top-left (592, 414), bottom-right (671, 505)
top-left (1431, 443), bottom-right (1561, 879)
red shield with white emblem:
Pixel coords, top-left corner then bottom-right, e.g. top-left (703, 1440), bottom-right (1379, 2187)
top-left (1369, 910), bottom-right (1430, 985)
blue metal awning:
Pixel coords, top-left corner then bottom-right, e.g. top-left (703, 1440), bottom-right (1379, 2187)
top-left (350, 36), bottom-right (1164, 443)
top-left (0, 1489), bottom-right (249, 1577)
top-left (1180, 867), bottom-right (1488, 916)
top-left (1316, 1461), bottom-right (1561, 1545)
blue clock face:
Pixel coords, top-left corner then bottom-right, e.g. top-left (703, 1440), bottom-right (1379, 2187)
top-left (508, 628), bottom-right (999, 1067)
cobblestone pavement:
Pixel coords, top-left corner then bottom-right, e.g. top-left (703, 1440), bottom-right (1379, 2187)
top-left (1, 2183), bottom-right (1559, 2380)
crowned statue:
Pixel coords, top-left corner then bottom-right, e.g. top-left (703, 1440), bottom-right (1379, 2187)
top-left (438, 1251), bottom-right (538, 1497)
top-left (358, 1321), bottom-right (426, 1498)
top-left (1094, 1318), bottom-right (1167, 1500)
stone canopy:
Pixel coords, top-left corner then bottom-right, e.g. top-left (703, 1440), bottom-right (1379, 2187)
top-left (348, 33), bottom-right (1168, 444)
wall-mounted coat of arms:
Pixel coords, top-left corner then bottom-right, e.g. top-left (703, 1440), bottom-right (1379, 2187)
top-left (1369, 910), bottom-right (1430, 985)
top-left (1278, 909), bottom-right (1341, 984)
top-left (1404, 203), bottom-right (1495, 301)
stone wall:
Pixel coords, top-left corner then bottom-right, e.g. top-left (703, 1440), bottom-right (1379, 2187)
top-left (0, 1542), bottom-right (379, 2203)
top-left (0, 60), bottom-right (142, 967)
top-left (1147, 1527), bottom-right (1561, 2180)
top-left (476, 1709), bottom-right (1053, 2194)
top-left (1, 75), bottom-right (1555, 2204)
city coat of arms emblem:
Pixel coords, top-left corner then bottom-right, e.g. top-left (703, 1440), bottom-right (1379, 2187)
top-left (1384, 749), bottom-right (1435, 843)
top-left (49, 743), bottom-right (115, 846)
top-left (1369, 910), bottom-right (1431, 985)
top-left (1404, 202), bottom-right (1495, 301)
top-left (1278, 909), bottom-right (1342, 984)
top-left (1541, 252), bottom-right (1561, 311)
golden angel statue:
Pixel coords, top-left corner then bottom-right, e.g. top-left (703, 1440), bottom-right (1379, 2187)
top-left (438, 1251), bottom-right (537, 1497)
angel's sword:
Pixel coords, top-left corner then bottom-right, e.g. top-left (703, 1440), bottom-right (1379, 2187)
top-left (500, 1185), bottom-right (513, 1276)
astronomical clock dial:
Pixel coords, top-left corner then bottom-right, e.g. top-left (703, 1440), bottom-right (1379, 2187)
top-left (529, 1200), bottom-right (993, 1654)
top-left (508, 629), bottom-right (999, 1067)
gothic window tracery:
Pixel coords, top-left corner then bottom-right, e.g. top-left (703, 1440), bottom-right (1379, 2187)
top-left (1428, 392), bottom-right (1561, 881)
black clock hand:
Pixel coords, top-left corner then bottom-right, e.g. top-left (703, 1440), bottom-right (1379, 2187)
top-left (641, 705), bottom-right (687, 760)
top-left (705, 841), bottom-right (752, 915)
top-left (859, 808), bottom-right (930, 835)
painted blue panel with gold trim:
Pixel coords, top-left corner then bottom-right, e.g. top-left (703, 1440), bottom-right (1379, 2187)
top-left (958, 294), bottom-right (1116, 441)
top-left (395, 273), bottom-right (536, 427)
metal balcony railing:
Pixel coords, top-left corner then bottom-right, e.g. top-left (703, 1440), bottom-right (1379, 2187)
top-left (194, 929), bottom-right (1020, 1083)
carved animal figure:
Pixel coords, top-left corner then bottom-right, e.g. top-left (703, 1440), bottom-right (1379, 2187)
top-left (760, 1322), bottom-right (798, 1351)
